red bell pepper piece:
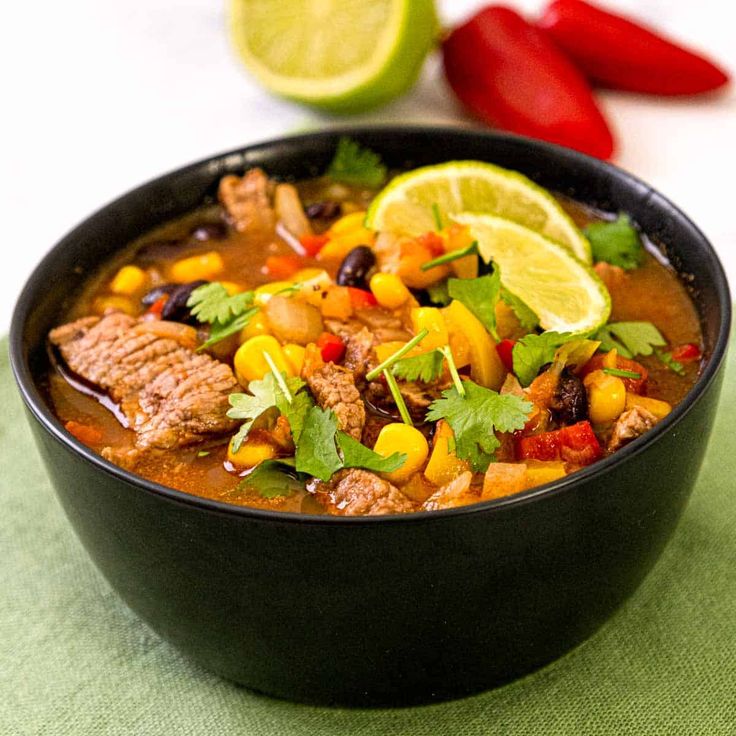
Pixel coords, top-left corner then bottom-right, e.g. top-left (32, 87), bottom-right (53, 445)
top-left (670, 343), bottom-right (702, 363)
top-left (347, 287), bottom-right (378, 309)
top-left (417, 231), bottom-right (446, 257)
top-left (442, 5), bottom-right (615, 159)
top-left (581, 353), bottom-right (648, 394)
top-left (537, 0), bottom-right (730, 96)
top-left (317, 332), bottom-right (346, 363)
top-left (65, 420), bottom-right (103, 446)
top-left (300, 233), bottom-right (329, 258)
top-left (516, 420), bottom-right (603, 466)
top-left (264, 254), bottom-right (302, 280)
top-left (496, 339), bottom-right (516, 373)
top-left (147, 295), bottom-right (168, 318)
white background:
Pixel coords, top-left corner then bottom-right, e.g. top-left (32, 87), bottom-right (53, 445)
top-left (3, 0), bottom-right (735, 333)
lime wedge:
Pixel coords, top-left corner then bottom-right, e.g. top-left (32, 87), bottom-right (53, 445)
top-left (229, 0), bottom-right (438, 113)
top-left (453, 212), bottom-right (610, 334)
top-left (365, 161), bottom-right (591, 262)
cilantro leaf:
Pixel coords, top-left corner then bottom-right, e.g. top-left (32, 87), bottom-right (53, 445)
top-left (227, 374), bottom-right (278, 451)
top-left (448, 270), bottom-right (502, 340)
top-left (326, 137), bottom-right (387, 189)
top-left (275, 376), bottom-right (313, 443)
top-left (294, 407), bottom-right (342, 481)
top-left (655, 348), bottom-right (685, 376)
top-left (512, 331), bottom-right (575, 387)
top-left (187, 282), bottom-right (257, 350)
top-left (500, 287), bottom-right (539, 331)
top-left (236, 460), bottom-right (304, 499)
top-left (427, 380), bottom-right (532, 472)
top-left (426, 280), bottom-right (451, 306)
top-left (594, 321), bottom-right (666, 359)
top-left (585, 214), bottom-right (645, 270)
top-left (392, 350), bottom-right (444, 383)
top-left (336, 432), bottom-right (406, 474)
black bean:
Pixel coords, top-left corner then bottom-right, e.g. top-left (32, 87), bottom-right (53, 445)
top-left (554, 369), bottom-right (588, 425)
top-left (160, 280), bottom-right (209, 324)
top-left (306, 201), bottom-right (341, 220)
top-left (141, 283), bottom-right (178, 306)
top-left (336, 246), bottom-right (376, 289)
top-left (410, 289), bottom-right (433, 307)
top-left (190, 222), bottom-right (228, 241)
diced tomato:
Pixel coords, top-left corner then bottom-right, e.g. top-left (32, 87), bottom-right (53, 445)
top-left (264, 255), bottom-right (302, 280)
top-left (147, 295), bottom-right (168, 318)
top-left (317, 332), bottom-right (346, 363)
top-left (496, 338), bottom-right (516, 373)
top-left (347, 287), bottom-right (378, 308)
top-left (65, 420), bottom-right (103, 445)
top-left (670, 343), bottom-right (701, 363)
top-left (416, 231), bottom-right (446, 257)
top-left (300, 233), bottom-right (329, 257)
top-left (515, 420), bottom-right (602, 466)
top-left (581, 353), bottom-right (648, 394)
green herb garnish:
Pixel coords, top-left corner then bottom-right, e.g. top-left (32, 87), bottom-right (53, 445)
top-left (188, 282), bottom-right (257, 350)
top-left (594, 321), bottom-right (666, 359)
top-left (511, 331), bottom-right (576, 387)
top-left (585, 214), bottom-right (645, 271)
top-left (426, 280), bottom-right (451, 306)
top-left (326, 136), bottom-right (387, 189)
top-left (365, 329), bottom-right (428, 382)
top-left (336, 432), bottom-right (406, 474)
top-left (655, 349), bottom-right (685, 376)
top-left (431, 203), bottom-right (443, 231)
top-left (603, 367), bottom-right (642, 379)
top-left (392, 350), bottom-right (445, 383)
top-left (235, 460), bottom-right (304, 499)
top-left (448, 269), bottom-right (502, 340)
top-left (500, 287), bottom-right (539, 331)
top-left (420, 241), bottom-right (478, 271)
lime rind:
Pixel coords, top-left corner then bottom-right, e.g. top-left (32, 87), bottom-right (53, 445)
top-left (452, 212), bottom-right (610, 335)
top-left (365, 160), bottom-right (592, 263)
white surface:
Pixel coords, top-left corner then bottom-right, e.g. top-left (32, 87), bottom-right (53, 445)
top-left (3, 0), bottom-right (735, 333)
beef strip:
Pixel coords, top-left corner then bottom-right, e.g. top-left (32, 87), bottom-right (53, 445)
top-left (607, 406), bottom-right (659, 452)
top-left (342, 326), bottom-right (374, 380)
top-left (218, 167), bottom-right (275, 233)
top-left (49, 313), bottom-right (239, 452)
top-left (311, 468), bottom-right (414, 515)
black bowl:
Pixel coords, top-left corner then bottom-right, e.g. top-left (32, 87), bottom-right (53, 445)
top-left (10, 127), bottom-right (731, 706)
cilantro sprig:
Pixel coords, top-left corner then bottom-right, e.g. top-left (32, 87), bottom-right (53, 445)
top-left (511, 331), bottom-right (576, 387)
top-left (448, 270), bottom-right (502, 340)
top-left (235, 460), bottom-right (304, 499)
top-left (188, 282), bottom-right (258, 350)
top-left (392, 350), bottom-right (445, 383)
top-left (585, 214), bottom-right (645, 270)
top-left (326, 137), bottom-right (387, 189)
top-left (593, 321), bottom-right (666, 359)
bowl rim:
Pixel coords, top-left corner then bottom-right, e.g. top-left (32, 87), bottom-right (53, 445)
top-left (9, 125), bottom-right (732, 525)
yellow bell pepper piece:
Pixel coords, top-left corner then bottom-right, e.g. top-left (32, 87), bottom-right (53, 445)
top-left (424, 420), bottom-right (470, 487)
top-left (227, 438), bottom-right (276, 469)
top-left (373, 423), bottom-right (429, 484)
top-left (318, 211), bottom-right (374, 261)
top-left (525, 460), bottom-right (567, 488)
top-left (625, 392), bottom-right (672, 419)
top-left (410, 307), bottom-right (449, 351)
top-left (170, 251), bottom-right (224, 283)
top-left (234, 335), bottom-right (291, 385)
top-left (443, 300), bottom-right (505, 390)
top-left (282, 343), bottom-right (306, 376)
top-left (110, 265), bottom-right (146, 295)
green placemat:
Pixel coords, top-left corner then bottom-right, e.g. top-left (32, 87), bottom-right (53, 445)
top-left (1, 336), bottom-right (735, 736)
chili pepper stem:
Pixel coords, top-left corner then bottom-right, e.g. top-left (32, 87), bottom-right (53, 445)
top-left (366, 329), bottom-right (429, 382)
top-left (383, 369), bottom-right (413, 426)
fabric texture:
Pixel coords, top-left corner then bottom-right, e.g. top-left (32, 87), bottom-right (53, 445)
top-left (1, 336), bottom-right (735, 736)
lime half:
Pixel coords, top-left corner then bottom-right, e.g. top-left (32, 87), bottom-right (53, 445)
top-left (453, 212), bottom-right (610, 334)
top-left (365, 161), bottom-right (591, 262)
top-left (229, 0), bottom-right (438, 113)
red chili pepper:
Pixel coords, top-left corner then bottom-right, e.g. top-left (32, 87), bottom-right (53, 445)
top-left (264, 254), bottom-right (302, 280)
top-left (537, 0), bottom-right (730, 96)
top-left (347, 287), bottom-right (378, 309)
top-left (670, 343), bottom-right (702, 362)
top-left (300, 233), bottom-right (329, 258)
top-left (442, 5), bottom-right (615, 159)
top-left (147, 295), bottom-right (168, 318)
top-left (496, 339), bottom-right (516, 373)
top-left (516, 420), bottom-right (602, 465)
top-left (317, 332), bottom-right (346, 363)
top-left (581, 353), bottom-right (648, 394)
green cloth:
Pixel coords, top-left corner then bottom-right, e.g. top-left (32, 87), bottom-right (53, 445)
top-left (1, 336), bottom-right (735, 736)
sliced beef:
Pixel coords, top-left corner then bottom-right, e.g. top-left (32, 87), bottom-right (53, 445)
top-left (608, 406), bottom-right (659, 452)
top-left (342, 326), bottom-right (374, 380)
top-left (311, 468), bottom-right (414, 516)
top-left (302, 346), bottom-right (365, 440)
top-left (365, 379), bottom-right (441, 423)
top-left (49, 313), bottom-right (239, 451)
top-left (218, 167), bottom-right (275, 233)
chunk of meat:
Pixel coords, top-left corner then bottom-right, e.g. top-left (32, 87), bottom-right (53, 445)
top-left (302, 345), bottom-right (365, 440)
top-left (342, 326), bottom-right (374, 380)
top-left (423, 471), bottom-right (476, 511)
top-left (218, 168), bottom-right (275, 233)
top-left (49, 313), bottom-right (239, 451)
top-left (312, 469), bottom-right (414, 516)
top-left (608, 406), bottom-right (659, 451)
top-left (365, 379), bottom-right (443, 423)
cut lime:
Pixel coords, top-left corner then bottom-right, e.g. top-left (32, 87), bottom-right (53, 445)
top-left (453, 212), bottom-right (610, 334)
top-left (365, 161), bottom-right (591, 262)
top-left (229, 0), bottom-right (438, 114)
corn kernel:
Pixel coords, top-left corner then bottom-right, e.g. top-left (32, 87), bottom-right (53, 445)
top-left (625, 392), bottom-right (672, 419)
top-left (170, 251), bottom-right (224, 283)
top-left (410, 307), bottom-right (449, 351)
top-left (282, 343), bottom-right (306, 376)
top-left (369, 272), bottom-right (411, 309)
top-left (110, 265), bottom-right (146, 296)
top-left (92, 295), bottom-right (136, 316)
top-left (234, 335), bottom-right (292, 385)
top-left (240, 310), bottom-right (270, 341)
top-left (373, 423), bottom-right (429, 484)
top-left (227, 438), bottom-right (276, 469)
top-left (584, 370), bottom-right (626, 425)
top-left (327, 211), bottom-right (367, 236)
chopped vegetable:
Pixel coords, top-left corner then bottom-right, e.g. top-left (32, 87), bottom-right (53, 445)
top-left (316, 332), bottom-right (346, 363)
top-left (410, 308), bottom-right (448, 351)
top-left (369, 272), bottom-right (411, 309)
top-left (424, 420), bottom-right (470, 487)
top-left (427, 380), bottom-right (533, 472)
top-left (264, 254), bottom-right (302, 280)
top-left (392, 350), bottom-right (444, 383)
top-left (447, 270), bottom-right (501, 340)
top-left (372, 424), bottom-right (428, 483)
top-left (583, 370), bottom-right (627, 424)
top-left (426, 280), bottom-right (451, 306)
top-left (171, 251), bottom-right (224, 283)
top-left (326, 137), bottom-right (387, 189)
top-left (515, 420), bottom-right (602, 465)
top-left (236, 460), bottom-right (304, 499)
top-left (366, 329), bottom-right (429, 382)
top-left (295, 407), bottom-right (343, 481)
top-left (234, 335), bottom-right (292, 384)
top-left (188, 282), bottom-right (258, 349)
top-left (585, 214), bottom-right (644, 270)
top-left (299, 233), bottom-right (329, 257)
top-left (420, 240), bottom-right (478, 271)
top-left (625, 393), bottom-right (672, 419)
top-left (110, 265), bottom-right (147, 296)
top-left (336, 432), bottom-right (406, 475)
top-left (581, 352), bottom-right (648, 394)
top-left (655, 348), bottom-right (686, 376)
top-left (670, 343), bottom-right (701, 363)
top-left (500, 288), bottom-right (539, 331)
top-left (594, 321), bottom-right (665, 358)
top-left (512, 331), bottom-right (574, 387)
top-left (347, 287), bottom-right (378, 309)
top-left (496, 339), bottom-right (516, 373)
top-left (227, 435), bottom-right (277, 468)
